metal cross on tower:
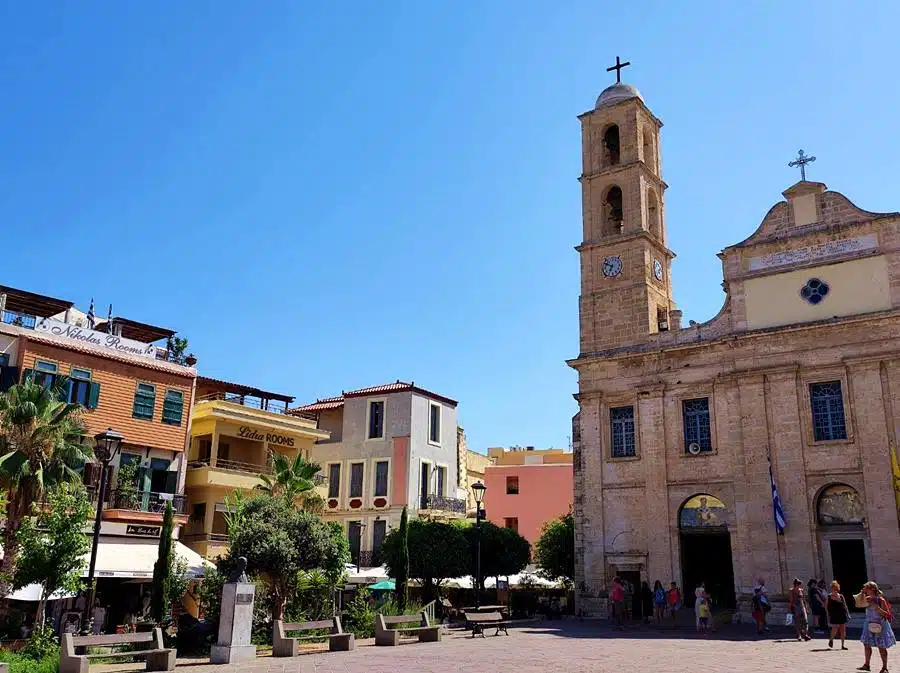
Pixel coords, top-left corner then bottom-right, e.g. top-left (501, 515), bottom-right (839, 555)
top-left (788, 149), bottom-right (816, 181)
top-left (606, 56), bottom-right (631, 83)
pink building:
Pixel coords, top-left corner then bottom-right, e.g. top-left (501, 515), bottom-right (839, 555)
top-left (483, 447), bottom-right (573, 544)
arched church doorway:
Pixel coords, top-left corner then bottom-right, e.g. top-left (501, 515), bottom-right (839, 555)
top-left (679, 494), bottom-right (736, 610)
top-left (818, 484), bottom-right (868, 611)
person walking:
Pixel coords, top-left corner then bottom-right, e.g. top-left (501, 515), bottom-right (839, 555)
top-left (667, 581), bottom-right (682, 629)
top-left (640, 581), bottom-right (653, 624)
top-left (694, 582), bottom-right (709, 632)
top-left (826, 580), bottom-right (850, 650)
top-left (753, 577), bottom-right (770, 631)
top-left (652, 580), bottom-right (666, 624)
top-left (858, 581), bottom-right (894, 673)
top-left (809, 579), bottom-right (825, 634)
top-left (789, 578), bottom-right (812, 641)
top-left (610, 576), bottom-right (625, 631)
top-left (751, 587), bottom-right (766, 635)
top-left (818, 580), bottom-right (830, 633)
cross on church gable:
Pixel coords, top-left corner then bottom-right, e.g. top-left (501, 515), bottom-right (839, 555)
top-left (788, 149), bottom-right (816, 181)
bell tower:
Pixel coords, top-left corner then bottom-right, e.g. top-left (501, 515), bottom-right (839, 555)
top-left (576, 60), bottom-right (676, 354)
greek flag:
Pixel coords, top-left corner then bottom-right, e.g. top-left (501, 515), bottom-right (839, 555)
top-left (86, 298), bottom-right (95, 329)
top-left (769, 457), bottom-right (786, 534)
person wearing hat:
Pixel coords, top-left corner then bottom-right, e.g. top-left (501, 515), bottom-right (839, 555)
top-left (857, 581), bottom-right (895, 673)
top-left (789, 578), bottom-right (812, 641)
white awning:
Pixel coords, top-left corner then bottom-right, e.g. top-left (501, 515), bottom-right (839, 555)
top-left (7, 584), bottom-right (77, 602)
top-left (84, 537), bottom-right (214, 580)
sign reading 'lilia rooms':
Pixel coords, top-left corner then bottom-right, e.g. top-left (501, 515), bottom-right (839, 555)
top-left (237, 425), bottom-right (295, 447)
top-left (35, 317), bottom-right (158, 359)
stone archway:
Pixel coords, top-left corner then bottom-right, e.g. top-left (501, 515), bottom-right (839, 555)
top-left (817, 484), bottom-right (869, 610)
top-left (678, 494), bottom-right (736, 610)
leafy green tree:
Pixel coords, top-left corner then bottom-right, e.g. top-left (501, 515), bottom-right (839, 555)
top-left (165, 336), bottom-right (195, 366)
top-left (383, 518), bottom-right (468, 602)
top-left (392, 506), bottom-right (409, 611)
top-left (226, 495), bottom-right (348, 620)
top-left (465, 522), bottom-right (530, 588)
top-left (13, 483), bottom-right (91, 627)
top-left (256, 453), bottom-right (324, 512)
top-left (151, 501), bottom-right (174, 622)
top-left (0, 378), bottom-right (91, 596)
top-left (534, 513), bottom-right (575, 586)
top-left (168, 554), bottom-right (191, 606)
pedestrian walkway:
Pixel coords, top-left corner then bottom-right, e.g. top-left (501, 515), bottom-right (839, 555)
top-left (91, 620), bottom-right (873, 673)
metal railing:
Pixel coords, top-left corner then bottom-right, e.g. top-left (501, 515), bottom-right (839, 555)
top-left (354, 550), bottom-right (382, 569)
top-left (88, 488), bottom-right (187, 515)
top-left (181, 532), bottom-right (228, 543)
top-left (422, 600), bottom-right (436, 626)
top-left (188, 458), bottom-right (273, 475)
top-left (420, 494), bottom-right (467, 514)
top-left (196, 392), bottom-right (291, 415)
top-left (1, 310), bottom-right (36, 329)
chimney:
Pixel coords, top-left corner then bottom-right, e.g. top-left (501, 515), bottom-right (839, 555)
top-left (670, 309), bottom-right (683, 330)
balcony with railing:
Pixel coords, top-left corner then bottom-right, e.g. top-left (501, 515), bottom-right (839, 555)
top-left (419, 494), bottom-right (467, 516)
top-left (352, 549), bottom-right (383, 569)
top-left (86, 487), bottom-right (187, 522)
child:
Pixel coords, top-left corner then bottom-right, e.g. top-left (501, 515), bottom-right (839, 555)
top-left (697, 597), bottom-right (711, 634)
top-left (751, 587), bottom-right (766, 635)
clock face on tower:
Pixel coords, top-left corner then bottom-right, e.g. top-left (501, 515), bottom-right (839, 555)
top-left (653, 259), bottom-right (663, 281)
top-left (602, 256), bottom-right (622, 278)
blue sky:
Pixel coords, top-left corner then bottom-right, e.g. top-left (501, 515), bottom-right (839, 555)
top-left (2, 2), bottom-right (898, 453)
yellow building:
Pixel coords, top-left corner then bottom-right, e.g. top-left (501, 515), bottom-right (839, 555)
top-left (182, 377), bottom-right (329, 559)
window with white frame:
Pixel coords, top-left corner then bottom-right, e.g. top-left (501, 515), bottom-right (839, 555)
top-left (374, 460), bottom-right (389, 497)
top-left (327, 464), bottom-right (341, 499)
top-left (429, 403), bottom-right (441, 443)
top-left (349, 462), bottom-right (364, 498)
top-left (368, 400), bottom-right (385, 439)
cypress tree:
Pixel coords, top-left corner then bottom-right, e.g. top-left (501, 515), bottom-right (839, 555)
top-left (151, 501), bottom-right (174, 623)
top-left (394, 506), bottom-right (409, 611)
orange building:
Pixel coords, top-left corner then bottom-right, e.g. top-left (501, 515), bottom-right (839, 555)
top-left (0, 285), bottom-right (207, 626)
top-left (483, 446), bottom-right (573, 544)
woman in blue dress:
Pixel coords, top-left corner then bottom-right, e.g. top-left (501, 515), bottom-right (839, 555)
top-left (858, 581), bottom-right (895, 673)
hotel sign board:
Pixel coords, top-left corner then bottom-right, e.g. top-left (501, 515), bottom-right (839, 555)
top-left (237, 425), bottom-right (296, 447)
top-left (35, 317), bottom-right (158, 359)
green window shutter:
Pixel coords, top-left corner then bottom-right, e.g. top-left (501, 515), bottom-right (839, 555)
top-left (132, 384), bottom-right (156, 420)
top-left (62, 377), bottom-right (74, 402)
top-left (87, 382), bottom-right (101, 409)
top-left (162, 390), bottom-right (184, 426)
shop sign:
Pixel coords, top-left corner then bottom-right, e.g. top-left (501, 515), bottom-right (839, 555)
top-left (237, 425), bottom-right (295, 447)
top-left (126, 525), bottom-right (161, 537)
top-left (35, 317), bottom-right (158, 359)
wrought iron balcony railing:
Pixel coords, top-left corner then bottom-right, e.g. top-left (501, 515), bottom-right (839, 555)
top-left (420, 494), bottom-right (467, 514)
top-left (88, 487), bottom-right (187, 515)
top-left (353, 549), bottom-right (383, 569)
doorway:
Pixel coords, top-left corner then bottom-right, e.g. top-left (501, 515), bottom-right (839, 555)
top-left (830, 539), bottom-right (867, 611)
top-left (680, 533), bottom-right (736, 610)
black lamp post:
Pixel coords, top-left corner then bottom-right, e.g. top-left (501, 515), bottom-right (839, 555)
top-left (471, 481), bottom-right (486, 609)
top-left (83, 427), bottom-right (124, 633)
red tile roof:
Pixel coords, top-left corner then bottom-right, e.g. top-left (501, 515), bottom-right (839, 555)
top-left (290, 380), bottom-right (457, 415)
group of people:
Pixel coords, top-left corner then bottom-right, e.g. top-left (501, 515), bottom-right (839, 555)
top-left (787, 578), bottom-right (895, 672)
top-left (610, 577), bottom-right (685, 630)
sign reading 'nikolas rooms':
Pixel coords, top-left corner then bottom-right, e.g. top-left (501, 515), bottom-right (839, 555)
top-left (35, 317), bottom-right (158, 359)
top-left (238, 425), bottom-right (295, 447)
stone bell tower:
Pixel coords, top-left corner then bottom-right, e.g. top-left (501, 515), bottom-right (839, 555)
top-left (576, 61), bottom-right (676, 355)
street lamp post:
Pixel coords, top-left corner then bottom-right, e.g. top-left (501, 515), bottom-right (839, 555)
top-left (83, 428), bottom-right (124, 633)
top-left (355, 521), bottom-right (368, 574)
top-left (471, 481), bottom-right (486, 609)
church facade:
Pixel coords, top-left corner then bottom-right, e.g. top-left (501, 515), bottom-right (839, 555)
top-left (569, 76), bottom-right (900, 616)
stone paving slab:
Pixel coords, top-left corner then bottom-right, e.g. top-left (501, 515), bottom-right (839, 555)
top-left (91, 622), bottom-right (877, 673)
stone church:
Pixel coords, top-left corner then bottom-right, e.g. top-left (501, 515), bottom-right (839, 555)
top-left (569, 72), bottom-right (900, 617)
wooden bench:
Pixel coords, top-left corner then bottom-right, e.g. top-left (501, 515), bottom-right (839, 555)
top-left (273, 616), bottom-right (354, 656)
top-left (465, 611), bottom-right (509, 638)
top-left (374, 612), bottom-right (441, 646)
top-left (60, 629), bottom-right (175, 673)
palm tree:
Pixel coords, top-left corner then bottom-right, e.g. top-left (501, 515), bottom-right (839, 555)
top-left (0, 378), bottom-right (92, 596)
top-left (256, 452), bottom-right (325, 512)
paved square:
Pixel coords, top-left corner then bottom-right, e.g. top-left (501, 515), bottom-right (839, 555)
top-left (98, 622), bottom-right (878, 673)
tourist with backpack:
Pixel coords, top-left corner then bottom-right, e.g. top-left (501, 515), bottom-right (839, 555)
top-left (858, 581), bottom-right (894, 673)
top-left (652, 580), bottom-right (666, 624)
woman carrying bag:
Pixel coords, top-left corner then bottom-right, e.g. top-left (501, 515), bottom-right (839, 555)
top-left (856, 581), bottom-right (895, 673)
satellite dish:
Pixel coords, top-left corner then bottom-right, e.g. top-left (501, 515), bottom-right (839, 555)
top-left (688, 442), bottom-right (702, 456)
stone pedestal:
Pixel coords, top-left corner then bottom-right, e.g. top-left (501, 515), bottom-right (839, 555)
top-left (210, 582), bottom-right (256, 664)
